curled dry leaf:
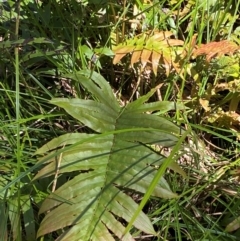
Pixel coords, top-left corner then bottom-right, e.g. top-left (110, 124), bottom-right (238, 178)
top-left (199, 98), bottom-right (210, 111)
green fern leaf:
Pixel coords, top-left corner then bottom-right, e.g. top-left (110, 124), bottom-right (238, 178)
top-left (35, 70), bottom-right (184, 241)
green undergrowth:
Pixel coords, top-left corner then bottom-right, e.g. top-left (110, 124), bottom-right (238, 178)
top-left (0, 0), bottom-right (239, 241)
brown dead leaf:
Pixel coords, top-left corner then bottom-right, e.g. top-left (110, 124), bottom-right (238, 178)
top-left (131, 50), bottom-right (142, 66)
top-left (193, 40), bottom-right (239, 62)
top-left (113, 45), bottom-right (135, 64)
top-left (150, 31), bottom-right (173, 41)
top-left (161, 55), bottom-right (172, 76)
top-left (166, 39), bottom-right (184, 47)
top-left (199, 98), bottom-right (210, 111)
top-left (113, 53), bottom-right (127, 65)
top-left (141, 48), bottom-right (152, 68)
top-left (152, 50), bottom-right (161, 76)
